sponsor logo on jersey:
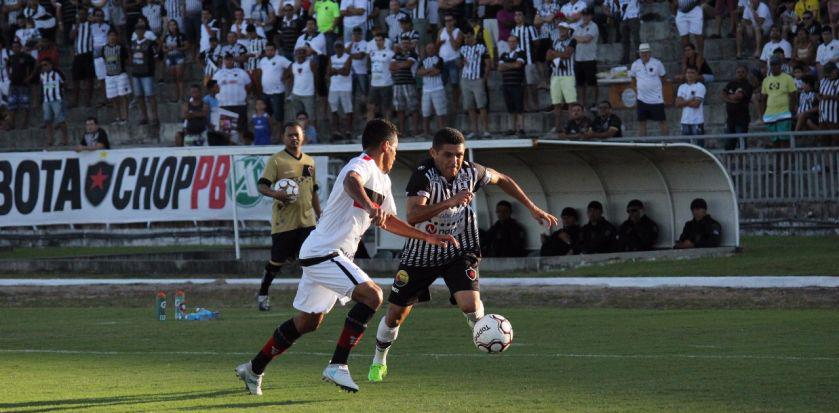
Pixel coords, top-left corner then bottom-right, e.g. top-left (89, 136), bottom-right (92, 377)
top-left (425, 223), bottom-right (437, 234)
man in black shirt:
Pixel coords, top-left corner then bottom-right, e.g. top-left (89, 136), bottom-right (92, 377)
top-left (497, 35), bottom-right (526, 136)
top-left (579, 200), bottom-right (617, 254)
top-left (586, 101), bottom-right (623, 139)
top-left (541, 207), bottom-right (581, 256)
top-left (483, 200), bottom-right (528, 257)
top-left (720, 64), bottom-right (754, 150)
top-left (676, 198), bottom-right (722, 249)
top-left (6, 40), bottom-right (36, 131)
top-left (75, 116), bottom-right (111, 152)
top-left (616, 199), bottom-right (659, 252)
top-left (558, 102), bottom-right (592, 139)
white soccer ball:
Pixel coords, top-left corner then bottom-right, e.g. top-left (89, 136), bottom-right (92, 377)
top-left (473, 314), bottom-right (514, 354)
top-left (273, 178), bottom-right (299, 203)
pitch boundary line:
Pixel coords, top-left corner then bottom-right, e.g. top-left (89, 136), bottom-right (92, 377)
top-left (1, 349), bottom-right (837, 362)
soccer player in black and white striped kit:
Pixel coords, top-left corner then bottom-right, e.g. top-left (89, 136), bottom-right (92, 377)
top-left (366, 127), bottom-right (558, 382)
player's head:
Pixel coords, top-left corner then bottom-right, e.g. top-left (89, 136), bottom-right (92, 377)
top-left (362, 119), bottom-right (399, 173)
top-left (587, 201), bottom-right (604, 222)
top-left (496, 200), bottom-right (513, 221)
top-left (282, 121), bottom-right (304, 150)
top-left (560, 207), bottom-right (578, 226)
top-left (431, 127), bottom-right (466, 180)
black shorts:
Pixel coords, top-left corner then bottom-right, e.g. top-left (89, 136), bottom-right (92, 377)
top-left (387, 254), bottom-right (480, 307)
top-left (574, 61), bottom-right (597, 86)
top-left (270, 226), bottom-right (314, 263)
top-left (502, 84), bottom-right (524, 114)
top-left (636, 101), bottom-right (666, 122)
top-left (72, 53), bottom-right (95, 81)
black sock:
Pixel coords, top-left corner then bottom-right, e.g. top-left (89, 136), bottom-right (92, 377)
top-left (251, 319), bottom-right (301, 375)
top-left (258, 263), bottom-right (282, 296)
top-left (331, 303), bottom-right (376, 365)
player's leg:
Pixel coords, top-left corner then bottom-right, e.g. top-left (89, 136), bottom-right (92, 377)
top-left (368, 303), bottom-right (412, 382)
top-left (257, 233), bottom-right (289, 310)
top-left (453, 290), bottom-right (485, 330)
top-left (443, 256), bottom-right (484, 330)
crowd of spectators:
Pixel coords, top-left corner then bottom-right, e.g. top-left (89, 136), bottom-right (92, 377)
top-left (1, 0), bottom-right (838, 147)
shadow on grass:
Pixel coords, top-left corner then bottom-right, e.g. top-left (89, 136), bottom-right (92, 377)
top-left (1, 389), bottom-right (243, 412)
top-left (179, 400), bottom-right (325, 409)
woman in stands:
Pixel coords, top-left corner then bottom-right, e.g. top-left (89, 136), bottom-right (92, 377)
top-left (792, 28), bottom-right (817, 74)
top-left (162, 19), bottom-right (188, 103)
top-left (675, 43), bottom-right (714, 84)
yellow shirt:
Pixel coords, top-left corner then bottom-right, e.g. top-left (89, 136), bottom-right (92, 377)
top-left (761, 72), bottom-right (797, 117)
top-left (261, 150), bottom-right (318, 234)
top-left (794, 0), bottom-right (820, 21)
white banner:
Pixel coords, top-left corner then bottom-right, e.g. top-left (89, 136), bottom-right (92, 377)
top-left (0, 147), bottom-right (329, 227)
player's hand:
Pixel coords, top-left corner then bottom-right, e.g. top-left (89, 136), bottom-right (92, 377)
top-left (448, 189), bottom-right (473, 208)
top-left (425, 233), bottom-right (460, 248)
top-left (531, 207), bottom-right (558, 227)
top-left (368, 206), bottom-right (390, 228)
top-left (272, 189), bottom-right (293, 202)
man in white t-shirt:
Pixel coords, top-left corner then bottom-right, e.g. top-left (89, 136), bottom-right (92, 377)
top-left (328, 41), bottom-right (354, 140)
top-left (759, 26), bottom-right (792, 74)
top-left (212, 53), bottom-right (252, 137)
top-left (629, 43), bottom-right (669, 137)
top-left (573, 9), bottom-right (599, 110)
top-left (347, 26), bottom-right (369, 109)
top-left (560, 0), bottom-right (586, 31)
top-left (673, 0), bottom-right (704, 54)
top-left (367, 32), bottom-right (395, 121)
top-left (290, 47), bottom-right (318, 123)
top-left (675, 66), bottom-right (707, 139)
top-left (341, 0), bottom-right (368, 43)
top-left (736, 0), bottom-right (772, 59)
top-left (259, 43), bottom-right (292, 124)
top-left (816, 27), bottom-right (839, 76)
top-left (235, 119), bottom-right (457, 396)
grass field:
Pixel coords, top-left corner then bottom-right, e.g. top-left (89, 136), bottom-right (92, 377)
top-left (2, 307), bottom-right (839, 412)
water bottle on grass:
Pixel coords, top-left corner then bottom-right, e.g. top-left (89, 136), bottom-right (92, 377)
top-left (156, 292), bottom-right (166, 321)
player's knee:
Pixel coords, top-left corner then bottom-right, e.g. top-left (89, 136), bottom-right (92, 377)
top-left (356, 282), bottom-right (383, 309)
top-left (293, 312), bottom-right (323, 333)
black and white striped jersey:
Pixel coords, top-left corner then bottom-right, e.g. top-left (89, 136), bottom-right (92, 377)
top-left (797, 90), bottom-right (816, 114)
top-left (511, 24), bottom-right (539, 64)
top-left (40, 70), bottom-right (64, 102)
top-left (74, 21), bottom-right (93, 54)
top-left (550, 37), bottom-right (576, 77)
top-left (459, 43), bottom-right (488, 80)
top-left (819, 78), bottom-right (839, 123)
top-left (400, 158), bottom-right (493, 268)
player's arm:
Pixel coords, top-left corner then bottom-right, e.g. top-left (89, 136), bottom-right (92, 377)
top-left (382, 214), bottom-right (460, 248)
top-left (344, 170), bottom-right (387, 225)
top-left (406, 192), bottom-right (471, 225)
top-left (311, 188), bottom-right (322, 220)
top-left (257, 179), bottom-right (294, 202)
top-left (486, 168), bottom-right (559, 227)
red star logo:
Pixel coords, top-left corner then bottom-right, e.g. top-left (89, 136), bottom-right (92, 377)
top-left (89, 167), bottom-right (109, 191)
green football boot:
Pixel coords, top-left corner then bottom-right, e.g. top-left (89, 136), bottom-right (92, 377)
top-left (367, 363), bottom-right (387, 382)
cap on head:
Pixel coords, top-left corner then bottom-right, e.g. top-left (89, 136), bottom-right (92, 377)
top-left (638, 43), bottom-right (651, 52)
top-left (690, 198), bottom-right (708, 210)
top-left (587, 201), bottom-right (603, 211)
top-left (626, 199), bottom-right (644, 210)
top-left (560, 207), bottom-right (578, 219)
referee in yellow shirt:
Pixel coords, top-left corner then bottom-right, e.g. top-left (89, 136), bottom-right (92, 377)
top-left (256, 122), bottom-right (322, 311)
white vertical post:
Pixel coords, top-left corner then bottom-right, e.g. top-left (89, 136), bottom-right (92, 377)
top-left (229, 155), bottom-right (241, 260)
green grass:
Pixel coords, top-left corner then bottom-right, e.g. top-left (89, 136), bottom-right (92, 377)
top-left (2, 307), bottom-right (839, 412)
top-left (0, 245), bottom-right (227, 260)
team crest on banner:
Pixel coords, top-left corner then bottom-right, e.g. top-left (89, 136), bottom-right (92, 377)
top-left (230, 156), bottom-right (266, 208)
top-left (84, 161), bottom-right (114, 206)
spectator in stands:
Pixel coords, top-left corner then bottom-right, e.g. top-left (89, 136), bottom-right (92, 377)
top-left (347, 26), bottom-right (368, 112)
top-left (611, 0), bottom-right (640, 65)
top-left (220, 31), bottom-right (247, 68)
top-left (418, 42), bottom-right (447, 136)
top-left (399, 14), bottom-right (419, 53)
top-left (578, 200), bottom-right (616, 254)
top-left (178, 84), bottom-right (210, 146)
top-left (103, 30), bottom-right (130, 124)
top-left (795, 0), bottom-right (820, 21)
top-left (673, 0), bottom-right (705, 55)
top-left (244, 24), bottom-right (267, 92)
top-left (574, 9), bottom-right (598, 111)
top-left (341, 0), bottom-right (368, 43)
top-left (230, 8), bottom-right (254, 46)
top-left (70, 7), bottom-right (94, 108)
top-left (129, 18), bottom-right (159, 126)
top-left (483, 200), bottom-right (528, 257)
top-left (142, 0), bottom-right (164, 37)
top-left (202, 35), bottom-right (221, 84)
top-left (163, 19), bottom-right (188, 103)
top-left (818, 63), bottom-right (839, 140)
top-left (795, 75), bottom-right (818, 131)
top-left (289, 47), bottom-right (317, 124)
top-left (76, 116), bottom-right (110, 151)
top-left (676, 66), bottom-right (706, 139)
top-left (760, 26), bottom-right (792, 74)
top-left (184, 0), bottom-right (203, 55)
top-left (816, 27), bottom-right (839, 77)
top-left (759, 56), bottom-right (797, 146)
top-left (368, 32), bottom-right (394, 120)
top-left (459, 29), bottom-right (490, 139)
top-left (540, 207), bottom-right (581, 256)
top-left (586, 101), bottom-right (623, 139)
top-left (199, 8), bottom-right (219, 57)
top-left (675, 198), bottom-right (721, 249)
top-left (213, 53), bottom-right (251, 140)
top-left (548, 23), bottom-right (577, 136)
top-left (630, 43), bottom-right (668, 137)
top-left (736, 0), bottom-right (772, 60)
top-left (259, 42), bottom-right (292, 126)
top-left (39, 58), bottom-right (67, 146)
top-left (711, 0), bottom-right (738, 39)
top-left (296, 110), bottom-right (318, 143)
top-left (392, 34), bottom-right (419, 136)
top-left (511, 10), bottom-right (538, 112)
top-left (277, 3), bottom-right (303, 60)
top-left (498, 35), bottom-right (526, 136)
top-left (90, 8), bottom-right (109, 55)
top-left (792, 27), bottom-right (817, 72)
top-left (557, 102), bottom-right (591, 139)
top-left (385, 0), bottom-right (406, 43)
top-left (561, 0), bottom-right (586, 30)
top-left (251, 98), bottom-right (271, 145)
top-left (251, 0), bottom-right (277, 40)
top-left (438, 13), bottom-right (462, 115)
top-left (778, 0), bottom-right (798, 36)
top-left (721, 64), bottom-right (754, 149)
top-left (616, 199), bottom-right (659, 252)
top-left (675, 42), bottom-right (714, 84)
top-left (328, 40), bottom-right (354, 140)
top-left (797, 11), bottom-right (821, 44)
top-left (6, 40), bottom-right (36, 131)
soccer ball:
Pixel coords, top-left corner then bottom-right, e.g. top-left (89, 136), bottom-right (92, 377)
top-left (273, 178), bottom-right (299, 203)
top-left (472, 314), bottom-right (514, 354)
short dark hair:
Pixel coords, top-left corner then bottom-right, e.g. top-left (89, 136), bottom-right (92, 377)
top-left (432, 127), bottom-right (465, 149)
top-left (599, 100), bottom-right (612, 109)
top-left (283, 121), bottom-right (302, 133)
top-left (206, 79), bottom-right (218, 90)
top-left (568, 102), bottom-right (583, 109)
top-left (361, 119), bottom-right (398, 150)
top-left (86, 116), bottom-right (99, 124)
top-left (587, 200), bottom-right (603, 211)
top-left (560, 207), bottom-right (578, 219)
top-left (497, 200), bottom-right (512, 210)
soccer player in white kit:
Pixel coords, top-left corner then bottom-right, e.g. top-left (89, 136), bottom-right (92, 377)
top-left (236, 119), bottom-right (458, 395)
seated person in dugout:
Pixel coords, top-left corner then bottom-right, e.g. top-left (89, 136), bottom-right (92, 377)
top-left (675, 198), bottom-right (722, 249)
top-left (482, 200), bottom-right (528, 257)
top-left (540, 207), bottom-right (582, 256)
top-left (578, 201), bottom-right (618, 254)
top-left (616, 199), bottom-right (660, 252)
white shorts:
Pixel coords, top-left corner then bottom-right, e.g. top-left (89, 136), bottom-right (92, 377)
top-left (676, 7), bottom-right (703, 36)
top-left (421, 89), bottom-right (447, 117)
top-left (292, 254), bottom-right (371, 314)
top-left (105, 73), bottom-right (132, 99)
top-left (328, 90), bottom-right (353, 114)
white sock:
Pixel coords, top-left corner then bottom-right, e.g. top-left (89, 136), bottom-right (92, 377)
top-left (257, 295), bottom-right (268, 303)
top-left (464, 302), bottom-right (485, 330)
top-left (372, 316), bottom-right (399, 365)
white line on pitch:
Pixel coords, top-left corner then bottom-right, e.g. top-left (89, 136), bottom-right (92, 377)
top-left (1, 348), bottom-right (837, 362)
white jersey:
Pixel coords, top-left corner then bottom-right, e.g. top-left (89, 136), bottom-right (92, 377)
top-left (300, 153), bottom-right (397, 261)
top-left (329, 53), bottom-right (353, 92)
